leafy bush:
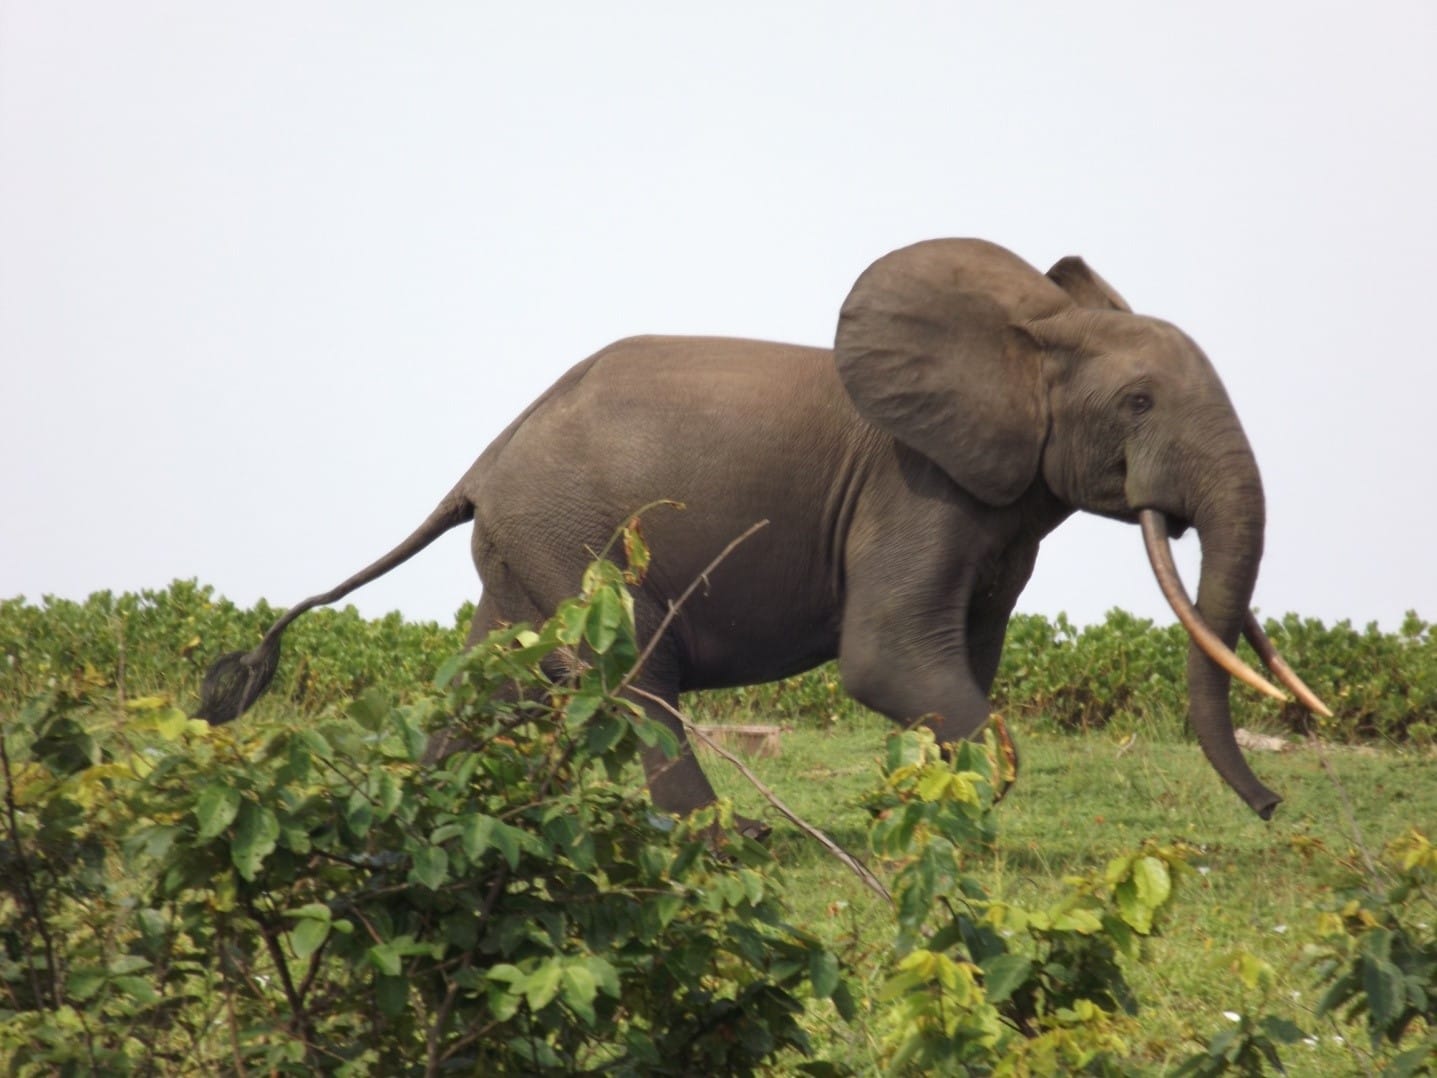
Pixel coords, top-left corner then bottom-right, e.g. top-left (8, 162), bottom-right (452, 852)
top-left (1308, 829), bottom-right (1437, 1074)
top-left (5, 584), bottom-right (1433, 745)
top-left (3, 573), bottom-right (1434, 1072)
top-left (1258, 612), bottom-right (1437, 744)
top-left (0, 581), bottom-right (467, 718)
top-left (993, 611), bottom-right (1190, 734)
top-left (686, 608), bottom-right (1437, 745)
top-left (0, 552), bottom-right (842, 1074)
top-left (863, 727), bottom-right (1188, 1074)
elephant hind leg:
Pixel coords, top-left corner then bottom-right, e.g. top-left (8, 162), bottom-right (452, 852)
top-left (453, 591), bottom-right (765, 837)
top-left (425, 590), bottom-right (549, 764)
top-left (630, 681), bottom-right (719, 816)
top-left (636, 685), bottom-right (770, 841)
top-left (625, 641), bottom-right (770, 841)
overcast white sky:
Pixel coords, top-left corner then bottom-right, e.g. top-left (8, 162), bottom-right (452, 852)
top-left (3, 3), bottom-right (1433, 633)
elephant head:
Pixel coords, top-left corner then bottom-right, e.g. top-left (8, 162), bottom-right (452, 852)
top-left (835, 239), bottom-right (1326, 819)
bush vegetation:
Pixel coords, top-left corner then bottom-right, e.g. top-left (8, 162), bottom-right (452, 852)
top-left (2, 566), bottom-right (1433, 1073)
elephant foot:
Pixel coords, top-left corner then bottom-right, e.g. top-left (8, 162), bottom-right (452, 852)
top-left (694, 811), bottom-right (772, 853)
top-left (734, 812), bottom-right (772, 842)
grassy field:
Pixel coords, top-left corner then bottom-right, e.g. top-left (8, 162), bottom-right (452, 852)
top-left (689, 709), bottom-right (1435, 1074)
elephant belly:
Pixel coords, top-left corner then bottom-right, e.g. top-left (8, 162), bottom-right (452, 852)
top-left (673, 603), bottom-right (840, 692)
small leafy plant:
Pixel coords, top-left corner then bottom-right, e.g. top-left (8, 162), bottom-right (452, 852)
top-left (1308, 830), bottom-right (1437, 1075)
top-left (863, 727), bottom-right (1187, 1074)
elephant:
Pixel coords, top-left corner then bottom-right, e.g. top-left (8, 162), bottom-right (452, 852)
top-left (199, 238), bottom-right (1328, 827)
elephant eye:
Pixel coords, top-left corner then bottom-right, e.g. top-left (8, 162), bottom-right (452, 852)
top-left (1126, 391), bottom-right (1154, 416)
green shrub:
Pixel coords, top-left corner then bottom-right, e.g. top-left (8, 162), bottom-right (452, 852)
top-left (7, 558), bottom-right (1433, 1073)
top-left (5, 581), bottom-right (1432, 745)
top-left (0, 581), bottom-right (467, 717)
top-left (860, 727), bottom-right (1192, 1074)
top-left (1307, 829), bottom-right (1437, 1074)
top-left (0, 552), bottom-right (843, 1074)
top-left (686, 608), bottom-right (1437, 746)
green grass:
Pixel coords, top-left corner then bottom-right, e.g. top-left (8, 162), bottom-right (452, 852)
top-left (693, 711), bottom-right (1436, 1073)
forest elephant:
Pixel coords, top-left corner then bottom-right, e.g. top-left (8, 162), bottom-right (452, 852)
top-left (198, 238), bottom-right (1329, 830)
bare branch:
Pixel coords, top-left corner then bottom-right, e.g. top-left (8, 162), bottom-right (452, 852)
top-left (632, 687), bottom-right (892, 907)
top-left (618, 519), bottom-right (769, 695)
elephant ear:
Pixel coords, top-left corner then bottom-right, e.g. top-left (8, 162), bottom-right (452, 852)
top-left (1046, 255), bottom-right (1132, 312)
top-left (835, 238), bottom-right (1072, 506)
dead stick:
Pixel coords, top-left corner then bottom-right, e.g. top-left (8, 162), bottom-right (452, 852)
top-left (618, 520), bottom-right (769, 695)
top-left (632, 687), bottom-right (893, 907)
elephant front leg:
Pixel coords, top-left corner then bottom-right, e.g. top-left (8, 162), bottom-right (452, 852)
top-left (837, 571), bottom-right (1016, 788)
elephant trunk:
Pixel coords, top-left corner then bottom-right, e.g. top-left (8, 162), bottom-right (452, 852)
top-left (1181, 463), bottom-right (1283, 819)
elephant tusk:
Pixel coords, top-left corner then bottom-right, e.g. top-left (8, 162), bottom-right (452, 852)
top-left (1138, 510), bottom-right (1289, 704)
top-left (1241, 613), bottom-right (1334, 718)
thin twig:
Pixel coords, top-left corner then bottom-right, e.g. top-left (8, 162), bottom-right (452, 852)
top-left (632, 687), bottom-right (892, 906)
top-left (617, 520), bottom-right (769, 695)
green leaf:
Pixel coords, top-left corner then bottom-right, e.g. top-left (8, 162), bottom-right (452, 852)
top-left (296, 728), bottom-right (333, 757)
top-left (809, 949), bottom-right (840, 1000)
top-left (410, 845), bottom-right (448, 891)
top-left (463, 814), bottom-right (535, 870)
top-left (492, 821), bottom-right (524, 869)
top-left (374, 771), bottom-right (403, 820)
top-left (1385, 1041), bottom-right (1437, 1078)
top-left (151, 707), bottom-right (189, 740)
top-left (194, 784), bottom-right (241, 840)
top-left (1133, 854), bottom-right (1172, 910)
top-left (1049, 906), bottom-right (1104, 934)
top-left (347, 687), bottom-right (390, 731)
top-left (1362, 957), bottom-right (1407, 1037)
top-left (485, 963), bottom-right (524, 986)
top-left (561, 965), bottom-right (599, 1024)
top-left (555, 599), bottom-right (590, 646)
top-left (433, 652), bottom-right (466, 689)
top-left (980, 953), bottom-right (1033, 1004)
top-left (289, 918), bottom-right (330, 960)
top-left (368, 942), bottom-right (402, 977)
top-left (284, 902), bottom-right (332, 922)
top-left (345, 789), bottom-right (374, 838)
top-left (111, 976), bottom-right (159, 1006)
top-left (231, 801), bottom-right (279, 881)
top-left (565, 689), bottom-right (605, 727)
top-left (1258, 1016), bottom-right (1308, 1044)
top-left (66, 968), bottom-right (106, 1002)
top-left (583, 956), bottom-right (621, 999)
top-left (523, 962), bottom-right (563, 1011)
top-left (462, 813), bottom-right (496, 861)
top-left (584, 587), bottom-right (626, 654)
top-left (1116, 880), bottom-right (1153, 934)
top-left (585, 711), bottom-right (627, 755)
top-left (108, 955), bottom-right (151, 976)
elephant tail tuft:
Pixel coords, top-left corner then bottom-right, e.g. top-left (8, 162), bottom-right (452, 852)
top-left (195, 639), bottom-right (282, 724)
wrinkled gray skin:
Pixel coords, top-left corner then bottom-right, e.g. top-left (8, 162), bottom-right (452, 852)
top-left (201, 239), bottom-right (1280, 822)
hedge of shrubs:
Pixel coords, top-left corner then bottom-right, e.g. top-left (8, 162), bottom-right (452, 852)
top-left (2, 582), bottom-right (1433, 744)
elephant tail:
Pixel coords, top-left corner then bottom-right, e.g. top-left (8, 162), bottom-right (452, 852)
top-left (195, 491), bottom-right (475, 724)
